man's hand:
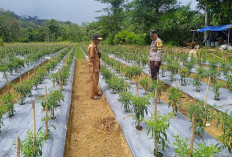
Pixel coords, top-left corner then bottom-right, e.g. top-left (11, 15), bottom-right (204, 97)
top-left (94, 68), bottom-right (99, 73)
top-left (154, 61), bottom-right (159, 67)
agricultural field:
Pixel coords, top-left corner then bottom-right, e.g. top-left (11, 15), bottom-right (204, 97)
top-left (78, 43), bottom-right (232, 157)
top-left (1, 42), bottom-right (232, 157)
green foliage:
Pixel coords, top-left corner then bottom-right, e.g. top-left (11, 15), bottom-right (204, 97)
top-left (106, 76), bottom-right (129, 94)
top-left (212, 81), bottom-right (225, 101)
top-left (0, 106), bottom-right (4, 133)
top-left (173, 135), bottom-right (222, 157)
top-left (226, 75), bottom-right (232, 93)
top-left (160, 65), bottom-right (166, 77)
top-left (0, 94), bottom-right (16, 117)
top-left (0, 38), bottom-right (3, 46)
top-left (166, 60), bottom-right (179, 81)
top-left (217, 111), bottom-right (232, 153)
top-left (41, 90), bottom-right (64, 111)
top-left (139, 78), bottom-right (150, 94)
top-left (191, 74), bottom-right (202, 92)
top-left (187, 101), bottom-right (216, 137)
top-left (124, 66), bottom-right (142, 81)
top-left (151, 80), bottom-right (165, 104)
top-left (20, 130), bottom-right (46, 157)
top-left (167, 87), bottom-right (183, 115)
top-left (220, 63), bottom-right (230, 76)
top-left (101, 65), bottom-right (113, 80)
top-left (143, 113), bottom-right (173, 154)
top-left (173, 135), bottom-right (189, 157)
top-left (179, 67), bottom-right (190, 86)
top-left (41, 116), bottom-right (56, 138)
top-left (119, 92), bottom-right (133, 112)
top-left (113, 30), bottom-right (147, 45)
top-left (130, 94), bottom-right (151, 129)
top-left (13, 81), bottom-right (33, 105)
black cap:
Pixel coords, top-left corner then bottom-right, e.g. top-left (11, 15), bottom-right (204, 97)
top-left (150, 29), bottom-right (158, 36)
top-left (93, 34), bottom-right (103, 40)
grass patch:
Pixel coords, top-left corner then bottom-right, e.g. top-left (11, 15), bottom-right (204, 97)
top-left (76, 46), bottom-right (85, 59)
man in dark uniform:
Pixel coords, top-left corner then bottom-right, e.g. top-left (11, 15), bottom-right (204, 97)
top-left (149, 30), bottom-right (163, 81)
top-left (87, 34), bottom-right (103, 100)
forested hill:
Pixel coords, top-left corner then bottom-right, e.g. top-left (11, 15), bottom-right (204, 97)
top-left (0, 9), bottom-right (84, 42)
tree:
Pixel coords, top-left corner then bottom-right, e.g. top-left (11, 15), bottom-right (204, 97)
top-left (96, 0), bottom-right (125, 34)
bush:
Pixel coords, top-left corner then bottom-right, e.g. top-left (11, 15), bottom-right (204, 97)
top-left (0, 38), bottom-right (4, 47)
top-left (113, 30), bottom-right (146, 45)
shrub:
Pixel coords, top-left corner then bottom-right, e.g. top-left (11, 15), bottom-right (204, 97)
top-left (119, 92), bottom-right (133, 112)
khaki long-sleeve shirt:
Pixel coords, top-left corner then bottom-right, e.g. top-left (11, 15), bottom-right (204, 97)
top-left (149, 38), bottom-right (163, 62)
top-left (87, 42), bottom-right (100, 73)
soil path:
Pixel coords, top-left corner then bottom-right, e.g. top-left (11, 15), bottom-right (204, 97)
top-left (64, 59), bottom-right (133, 157)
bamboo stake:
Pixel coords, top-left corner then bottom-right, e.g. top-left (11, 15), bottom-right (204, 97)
top-left (19, 67), bottom-right (22, 84)
top-left (58, 69), bottom-right (62, 91)
top-left (27, 64), bottom-right (30, 79)
top-left (154, 73), bottom-right (158, 156)
top-left (204, 77), bottom-right (211, 109)
top-left (45, 87), bottom-right (49, 139)
top-left (3, 72), bottom-right (11, 96)
top-left (53, 78), bottom-right (55, 91)
top-left (32, 100), bottom-right (36, 155)
top-left (189, 113), bottom-right (196, 157)
top-left (16, 136), bottom-right (21, 157)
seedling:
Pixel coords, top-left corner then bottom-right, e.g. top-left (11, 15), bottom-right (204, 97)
top-left (167, 60), bottom-right (179, 81)
top-left (191, 74), bottom-right (202, 92)
top-left (160, 65), bottom-right (166, 77)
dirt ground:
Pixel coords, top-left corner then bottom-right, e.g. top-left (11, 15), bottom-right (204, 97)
top-left (64, 59), bottom-right (133, 157)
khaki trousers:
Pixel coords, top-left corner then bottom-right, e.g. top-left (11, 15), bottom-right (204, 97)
top-left (91, 71), bottom-right (99, 98)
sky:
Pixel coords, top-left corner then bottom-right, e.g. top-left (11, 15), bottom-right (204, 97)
top-left (0, 0), bottom-right (198, 25)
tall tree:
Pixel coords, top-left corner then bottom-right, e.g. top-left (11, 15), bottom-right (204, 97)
top-left (96, 0), bottom-right (125, 34)
top-left (128, 0), bottom-right (177, 33)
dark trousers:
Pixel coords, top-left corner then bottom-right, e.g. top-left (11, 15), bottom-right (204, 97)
top-left (150, 61), bottom-right (161, 81)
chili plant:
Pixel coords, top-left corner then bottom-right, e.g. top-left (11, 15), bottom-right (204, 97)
top-left (119, 92), bottom-right (133, 112)
top-left (187, 101), bottom-right (216, 137)
top-left (106, 76), bottom-right (129, 94)
top-left (41, 116), bottom-right (56, 138)
top-left (212, 81), bottom-right (225, 101)
top-left (13, 80), bottom-right (33, 105)
top-left (220, 63), bottom-right (230, 76)
top-left (226, 75), bottom-right (232, 93)
top-left (143, 113), bottom-right (173, 156)
top-left (160, 65), bottom-right (166, 77)
top-left (20, 129), bottom-right (46, 157)
top-left (167, 60), bottom-right (179, 81)
top-left (217, 111), bottom-right (232, 153)
top-left (139, 78), bottom-right (150, 94)
top-left (0, 94), bottom-right (16, 117)
top-left (151, 80), bottom-right (165, 104)
top-left (41, 90), bottom-right (64, 120)
top-left (167, 87), bottom-right (183, 116)
top-left (191, 74), bottom-right (202, 92)
top-left (173, 135), bottom-right (222, 157)
top-left (130, 94), bottom-right (151, 130)
top-left (179, 67), bottom-right (190, 86)
top-left (101, 65), bottom-right (113, 80)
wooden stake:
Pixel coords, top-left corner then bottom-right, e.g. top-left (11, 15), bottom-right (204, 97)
top-left (58, 69), bottom-right (62, 91)
top-left (204, 77), bottom-right (211, 109)
top-left (189, 113), bottom-right (196, 157)
top-left (19, 67), bottom-right (22, 84)
top-left (53, 78), bottom-right (55, 91)
top-left (27, 64), bottom-right (30, 79)
top-left (3, 72), bottom-right (11, 96)
top-left (16, 136), bottom-right (21, 157)
top-left (32, 100), bottom-right (36, 155)
top-left (45, 87), bottom-right (49, 139)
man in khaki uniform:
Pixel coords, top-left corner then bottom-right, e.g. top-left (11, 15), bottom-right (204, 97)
top-left (149, 30), bottom-right (163, 81)
top-left (87, 34), bottom-right (103, 100)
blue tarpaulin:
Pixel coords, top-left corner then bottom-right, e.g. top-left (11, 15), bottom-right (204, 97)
top-left (198, 24), bottom-right (232, 32)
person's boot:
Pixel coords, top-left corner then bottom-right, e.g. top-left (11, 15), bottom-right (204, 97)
top-left (92, 95), bottom-right (101, 100)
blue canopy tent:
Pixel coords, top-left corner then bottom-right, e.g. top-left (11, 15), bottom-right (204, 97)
top-left (198, 24), bottom-right (232, 45)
